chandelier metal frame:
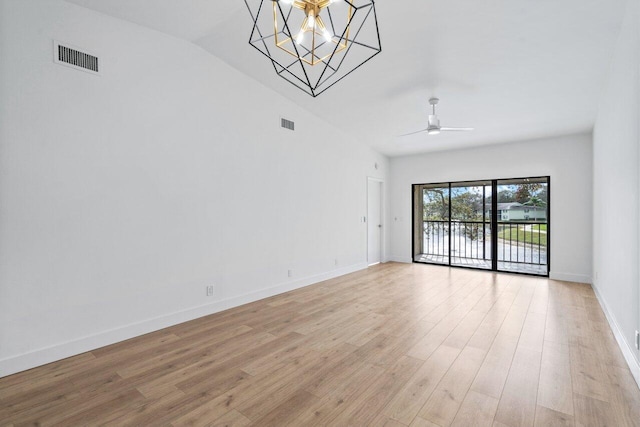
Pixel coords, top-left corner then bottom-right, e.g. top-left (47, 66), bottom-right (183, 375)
top-left (245, 0), bottom-right (381, 97)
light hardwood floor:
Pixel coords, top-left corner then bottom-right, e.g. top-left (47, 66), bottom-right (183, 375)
top-left (1, 263), bottom-right (639, 426)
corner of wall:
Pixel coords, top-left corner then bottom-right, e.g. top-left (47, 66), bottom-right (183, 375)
top-left (591, 281), bottom-right (640, 389)
top-left (549, 272), bottom-right (592, 285)
top-left (388, 256), bottom-right (412, 263)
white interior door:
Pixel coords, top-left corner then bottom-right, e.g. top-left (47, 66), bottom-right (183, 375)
top-left (367, 178), bottom-right (382, 265)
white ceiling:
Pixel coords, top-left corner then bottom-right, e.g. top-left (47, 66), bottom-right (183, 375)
top-left (66, 0), bottom-right (628, 157)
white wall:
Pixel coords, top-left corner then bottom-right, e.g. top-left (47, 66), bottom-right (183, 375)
top-left (0, 0), bottom-right (388, 377)
top-left (593, 0), bottom-right (640, 385)
top-left (388, 133), bottom-right (593, 284)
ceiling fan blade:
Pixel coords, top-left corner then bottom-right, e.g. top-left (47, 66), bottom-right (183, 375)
top-left (440, 127), bottom-right (474, 131)
top-left (399, 128), bottom-right (430, 137)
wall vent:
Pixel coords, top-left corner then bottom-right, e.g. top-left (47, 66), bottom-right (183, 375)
top-left (281, 118), bottom-right (295, 131)
top-left (54, 41), bottom-right (100, 74)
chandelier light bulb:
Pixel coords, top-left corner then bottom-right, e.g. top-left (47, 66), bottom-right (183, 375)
top-left (296, 31), bottom-right (304, 45)
top-left (322, 28), bottom-right (332, 42)
top-left (307, 11), bottom-right (315, 29)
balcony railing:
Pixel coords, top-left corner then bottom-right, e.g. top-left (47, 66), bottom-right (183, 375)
top-left (422, 220), bottom-right (547, 266)
top-left (497, 222), bottom-right (547, 266)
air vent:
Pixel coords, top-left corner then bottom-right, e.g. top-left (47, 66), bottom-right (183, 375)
top-left (281, 118), bottom-right (295, 131)
top-left (53, 41), bottom-right (99, 74)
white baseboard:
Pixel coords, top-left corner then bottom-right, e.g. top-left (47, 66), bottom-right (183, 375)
top-left (0, 262), bottom-right (368, 378)
top-left (591, 283), bottom-right (640, 390)
top-left (388, 255), bottom-right (412, 263)
top-left (549, 271), bottom-right (592, 284)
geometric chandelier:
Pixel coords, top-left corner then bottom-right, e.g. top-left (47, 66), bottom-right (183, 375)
top-left (244, 0), bottom-right (381, 97)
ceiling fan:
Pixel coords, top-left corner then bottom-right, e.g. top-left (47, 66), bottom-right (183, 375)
top-left (401, 98), bottom-right (474, 136)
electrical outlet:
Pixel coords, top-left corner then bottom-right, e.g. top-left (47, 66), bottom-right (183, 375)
top-left (288, 269), bottom-right (293, 278)
top-left (206, 285), bottom-right (214, 297)
top-left (635, 330), bottom-right (639, 350)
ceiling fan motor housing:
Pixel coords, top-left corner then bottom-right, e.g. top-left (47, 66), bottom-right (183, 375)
top-left (428, 115), bottom-right (440, 129)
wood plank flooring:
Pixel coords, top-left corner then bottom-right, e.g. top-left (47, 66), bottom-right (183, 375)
top-left (1, 263), bottom-right (639, 426)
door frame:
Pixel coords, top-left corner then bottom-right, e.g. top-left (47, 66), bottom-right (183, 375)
top-left (411, 176), bottom-right (550, 277)
top-left (367, 177), bottom-right (384, 266)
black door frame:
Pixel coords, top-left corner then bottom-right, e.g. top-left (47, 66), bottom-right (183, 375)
top-left (411, 176), bottom-right (550, 277)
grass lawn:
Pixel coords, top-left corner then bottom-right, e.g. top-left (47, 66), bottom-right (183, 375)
top-left (498, 224), bottom-right (547, 246)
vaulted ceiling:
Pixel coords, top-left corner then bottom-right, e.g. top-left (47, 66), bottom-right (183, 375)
top-left (66, 0), bottom-right (628, 156)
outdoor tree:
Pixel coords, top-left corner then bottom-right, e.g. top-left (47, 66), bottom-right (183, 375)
top-left (423, 189), bottom-right (448, 220)
top-left (514, 186), bottom-right (531, 204)
top-left (524, 195), bottom-right (546, 207)
top-left (450, 191), bottom-right (482, 221)
top-left (422, 187), bottom-right (492, 242)
top-left (451, 189), bottom-right (483, 240)
top-left (422, 189), bottom-right (448, 241)
top-left (538, 186), bottom-right (548, 204)
top-left (498, 189), bottom-right (515, 202)
top-left (514, 183), bottom-right (543, 204)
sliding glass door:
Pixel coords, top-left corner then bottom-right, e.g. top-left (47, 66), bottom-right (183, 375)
top-left (413, 183), bottom-right (450, 265)
top-left (413, 177), bottom-right (549, 276)
top-left (495, 178), bottom-right (549, 275)
top-left (450, 181), bottom-right (492, 269)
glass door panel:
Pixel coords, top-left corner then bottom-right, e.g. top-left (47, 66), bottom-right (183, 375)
top-left (450, 181), bottom-right (492, 269)
top-left (413, 183), bottom-right (450, 264)
top-left (496, 178), bottom-right (549, 275)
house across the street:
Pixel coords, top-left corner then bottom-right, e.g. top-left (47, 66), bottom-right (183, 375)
top-left (488, 202), bottom-right (547, 221)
